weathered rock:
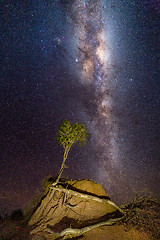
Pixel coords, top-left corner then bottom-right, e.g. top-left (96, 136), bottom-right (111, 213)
top-left (29, 179), bottom-right (123, 240)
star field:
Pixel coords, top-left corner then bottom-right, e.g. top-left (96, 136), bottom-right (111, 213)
top-left (0, 0), bottom-right (160, 214)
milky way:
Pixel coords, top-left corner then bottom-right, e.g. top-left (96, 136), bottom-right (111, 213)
top-left (68, 0), bottom-right (121, 189)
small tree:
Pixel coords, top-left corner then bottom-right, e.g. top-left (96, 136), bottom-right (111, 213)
top-left (55, 120), bottom-right (88, 185)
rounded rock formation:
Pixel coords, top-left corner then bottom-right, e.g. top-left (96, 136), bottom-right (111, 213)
top-left (29, 179), bottom-right (123, 240)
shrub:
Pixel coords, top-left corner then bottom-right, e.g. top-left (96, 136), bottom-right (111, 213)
top-left (10, 209), bottom-right (23, 221)
top-left (42, 175), bottom-right (55, 194)
top-left (120, 193), bottom-right (160, 239)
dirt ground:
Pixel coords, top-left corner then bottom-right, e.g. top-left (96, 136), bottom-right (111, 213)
top-left (79, 225), bottom-right (152, 240)
top-left (0, 220), bottom-right (155, 240)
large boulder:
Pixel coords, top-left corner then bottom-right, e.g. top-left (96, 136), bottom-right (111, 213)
top-left (29, 179), bottom-right (123, 240)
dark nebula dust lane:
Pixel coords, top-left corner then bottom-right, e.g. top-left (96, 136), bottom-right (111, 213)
top-left (0, 0), bottom-right (160, 214)
top-left (70, 0), bottom-right (123, 190)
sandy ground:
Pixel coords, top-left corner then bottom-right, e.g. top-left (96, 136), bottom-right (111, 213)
top-left (0, 220), bottom-right (154, 240)
top-left (79, 225), bottom-right (152, 240)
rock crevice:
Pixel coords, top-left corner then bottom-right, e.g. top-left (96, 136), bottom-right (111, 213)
top-left (29, 179), bottom-right (123, 240)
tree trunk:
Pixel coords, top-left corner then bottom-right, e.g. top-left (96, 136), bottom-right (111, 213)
top-left (55, 146), bottom-right (71, 185)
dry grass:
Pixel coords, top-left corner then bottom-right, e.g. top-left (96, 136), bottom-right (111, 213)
top-left (119, 193), bottom-right (160, 239)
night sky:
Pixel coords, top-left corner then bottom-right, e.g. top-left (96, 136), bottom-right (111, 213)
top-left (1, 0), bottom-right (160, 214)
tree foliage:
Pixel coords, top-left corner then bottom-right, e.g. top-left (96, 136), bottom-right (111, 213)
top-left (55, 120), bottom-right (88, 184)
top-left (57, 120), bottom-right (88, 148)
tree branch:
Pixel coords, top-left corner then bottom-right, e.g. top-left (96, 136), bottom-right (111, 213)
top-left (49, 185), bottom-right (124, 214)
top-left (46, 217), bottom-right (123, 240)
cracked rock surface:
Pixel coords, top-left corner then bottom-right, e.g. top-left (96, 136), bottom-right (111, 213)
top-left (29, 179), bottom-right (123, 240)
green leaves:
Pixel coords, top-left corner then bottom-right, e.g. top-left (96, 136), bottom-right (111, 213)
top-left (55, 120), bottom-right (88, 184)
top-left (56, 120), bottom-right (88, 149)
